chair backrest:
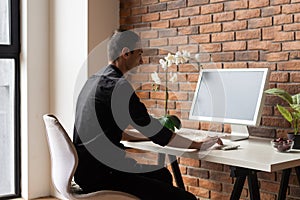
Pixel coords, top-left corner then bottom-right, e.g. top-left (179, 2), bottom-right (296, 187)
top-left (43, 114), bottom-right (140, 200)
top-left (43, 114), bottom-right (77, 199)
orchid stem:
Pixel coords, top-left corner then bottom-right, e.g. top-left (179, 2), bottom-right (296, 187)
top-left (165, 67), bottom-right (168, 116)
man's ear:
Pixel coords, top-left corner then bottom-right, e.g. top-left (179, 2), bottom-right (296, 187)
top-left (121, 47), bottom-right (130, 58)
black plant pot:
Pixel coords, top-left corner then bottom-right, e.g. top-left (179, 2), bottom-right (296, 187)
top-left (287, 133), bottom-right (300, 149)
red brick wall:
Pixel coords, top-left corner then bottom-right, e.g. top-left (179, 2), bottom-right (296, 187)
top-left (120, 0), bottom-right (300, 199)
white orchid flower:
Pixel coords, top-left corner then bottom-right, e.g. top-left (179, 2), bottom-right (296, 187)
top-left (159, 59), bottom-right (168, 71)
top-left (182, 50), bottom-right (191, 62)
top-left (174, 57), bottom-right (181, 65)
top-left (174, 51), bottom-right (182, 65)
top-left (175, 51), bottom-right (182, 56)
top-left (195, 53), bottom-right (201, 62)
top-left (151, 72), bottom-right (161, 84)
top-left (169, 73), bottom-right (177, 83)
top-left (165, 53), bottom-right (175, 64)
top-left (167, 59), bottom-right (173, 67)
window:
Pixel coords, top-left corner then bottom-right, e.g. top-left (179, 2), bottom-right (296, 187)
top-left (0, 0), bottom-right (20, 198)
top-left (0, 0), bottom-right (10, 44)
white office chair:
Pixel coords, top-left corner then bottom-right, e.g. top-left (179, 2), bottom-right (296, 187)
top-left (43, 114), bottom-right (140, 200)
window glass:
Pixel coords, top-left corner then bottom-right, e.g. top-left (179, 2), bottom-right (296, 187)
top-left (0, 0), bottom-right (10, 45)
top-left (0, 59), bottom-right (15, 197)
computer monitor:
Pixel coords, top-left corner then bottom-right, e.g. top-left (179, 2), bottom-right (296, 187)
top-left (189, 68), bottom-right (270, 140)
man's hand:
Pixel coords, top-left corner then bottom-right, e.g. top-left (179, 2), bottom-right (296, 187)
top-left (192, 136), bottom-right (223, 150)
top-left (201, 136), bottom-right (223, 150)
top-left (168, 132), bottom-right (223, 150)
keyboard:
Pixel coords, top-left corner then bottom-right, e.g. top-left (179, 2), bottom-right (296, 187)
top-left (175, 128), bottom-right (249, 142)
top-left (175, 128), bottom-right (222, 141)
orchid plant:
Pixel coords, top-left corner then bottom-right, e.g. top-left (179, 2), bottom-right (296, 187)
top-left (151, 50), bottom-right (191, 132)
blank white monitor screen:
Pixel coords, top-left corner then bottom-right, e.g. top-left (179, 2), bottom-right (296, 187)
top-left (189, 68), bottom-right (270, 126)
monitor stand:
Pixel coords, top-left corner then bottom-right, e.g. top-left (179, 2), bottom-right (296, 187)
top-left (223, 124), bottom-right (249, 141)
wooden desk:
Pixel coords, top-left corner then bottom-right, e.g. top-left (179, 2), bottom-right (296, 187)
top-left (122, 132), bottom-right (300, 200)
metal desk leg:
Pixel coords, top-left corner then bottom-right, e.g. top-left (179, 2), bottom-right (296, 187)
top-left (278, 168), bottom-right (291, 200)
top-left (230, 176), bottom-right (246, 200)
top-left (248, 171), bottom-right (260, 200)
top-left (230, 166), bottom-right (260, 200)
top-left (168, 154), bottom-right (185, 190)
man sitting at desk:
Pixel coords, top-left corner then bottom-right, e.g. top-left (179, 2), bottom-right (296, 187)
top-left (73, 29), bottom-right (222, 200)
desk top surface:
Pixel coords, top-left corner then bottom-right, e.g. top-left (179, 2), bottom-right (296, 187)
top-left (122, 129), bottom-right (300, 172)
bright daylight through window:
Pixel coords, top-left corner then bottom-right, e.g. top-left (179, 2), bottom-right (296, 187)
top-left (0, 0), bottom-right (10, 44)
top-left (0, 0), bottom-right (20, 199)
top-left (0, 59), bottom-right (15, 196)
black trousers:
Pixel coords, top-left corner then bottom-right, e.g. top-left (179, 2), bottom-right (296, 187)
top-left (79, 164), bottom-right (197, 200)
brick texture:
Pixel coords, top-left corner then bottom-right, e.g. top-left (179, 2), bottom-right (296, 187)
top-left (120, 0), bottom-right (300, 199)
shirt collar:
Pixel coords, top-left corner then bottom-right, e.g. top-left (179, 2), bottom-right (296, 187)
top-left (109, 64), bottom-right (123, 76)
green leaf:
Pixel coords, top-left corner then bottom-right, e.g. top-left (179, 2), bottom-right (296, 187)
top-left (167, 115), bottom-right (182, 130)
top-left (277, 104), bottom-right (293, 123)
top-left (292, 111), bottom-right (300, 121)
top-left (292, 93), bottom-right (300, 104)
top-left (265, 88), bottom-right (293, 104)
top-left (158, 116), bottom-right (175, 132)
top-left (158, 115), bottom-right (182, 132)
top-left (291, 104), bottom-right (300, 113)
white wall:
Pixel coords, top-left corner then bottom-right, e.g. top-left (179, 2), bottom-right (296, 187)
top-left (88, 0), bottom-right (119, 76)
top-left (20, 0), bottom-right (119, 199)
top-left (49, 0), bottom-right (88, 135)
top-left (50, 0), bottom-right (119, 134)
top-left (20, 0), bottom-right (50, 199)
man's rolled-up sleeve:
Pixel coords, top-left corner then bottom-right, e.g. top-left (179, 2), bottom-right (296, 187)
top-left (129, 90), bottom-right (173, 146)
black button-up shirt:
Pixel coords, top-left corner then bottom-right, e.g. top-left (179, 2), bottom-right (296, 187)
top-left (73, 64), bottom-right (173, 184)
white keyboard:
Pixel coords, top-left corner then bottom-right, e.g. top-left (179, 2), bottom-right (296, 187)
top-left (176, 128), bottom-right (249, 142)
top-left (175, 128), bottom-right (226, 141)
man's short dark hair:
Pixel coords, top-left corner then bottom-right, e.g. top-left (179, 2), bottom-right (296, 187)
top-left (107, 30), bottom-right (141, 62)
